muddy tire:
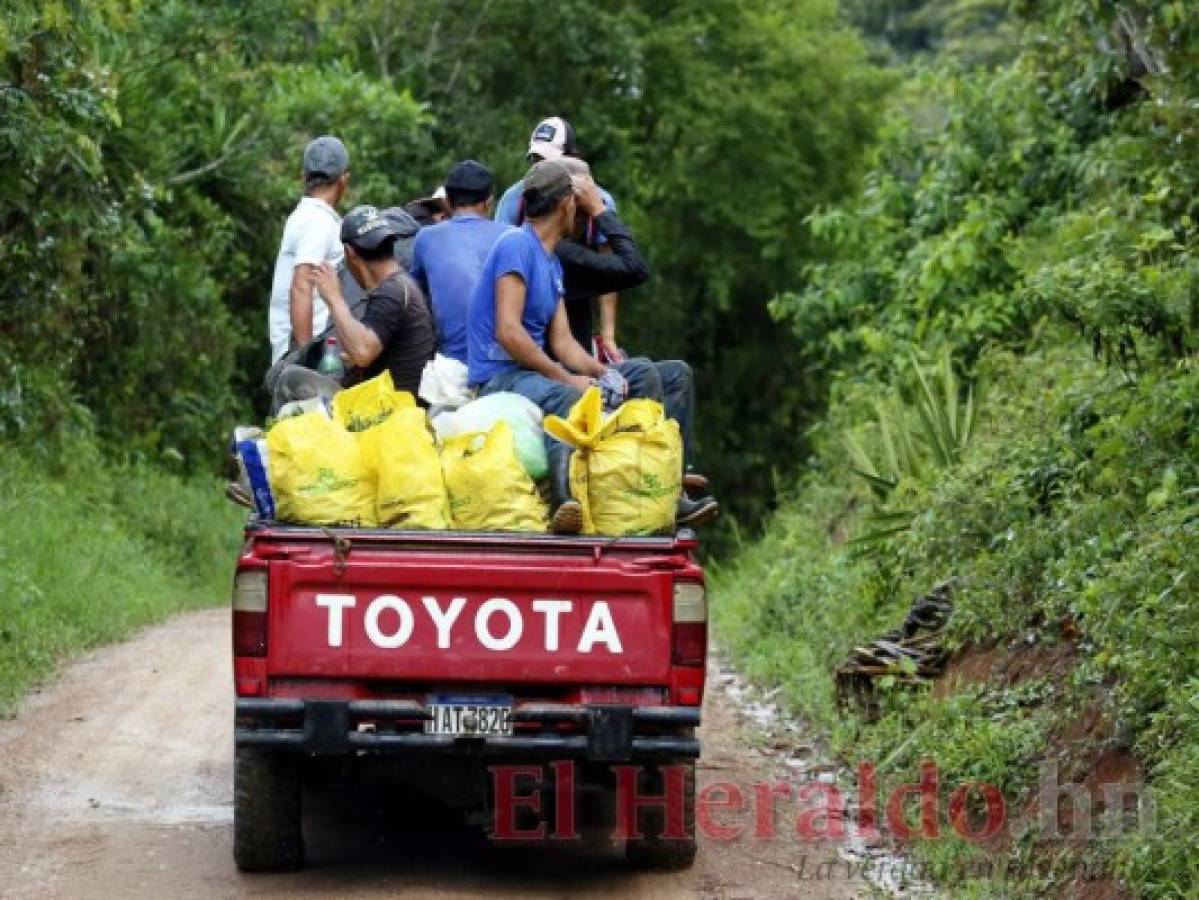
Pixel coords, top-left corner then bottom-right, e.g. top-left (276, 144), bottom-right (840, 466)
top-left (233, 746), bottom-right (303, 872)
top-left (623, 760), bottom-right (697, 871)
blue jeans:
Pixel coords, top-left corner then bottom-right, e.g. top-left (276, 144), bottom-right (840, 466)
top-left (655, 360), bottom-right (695, 470)
top-left (481, 357), bottom-right (695, 475)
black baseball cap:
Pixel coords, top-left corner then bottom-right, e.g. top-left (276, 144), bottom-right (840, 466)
top-left (339, 205), bottom-right (399, 252)
top-left (444, 159), bottom-right (493, 195)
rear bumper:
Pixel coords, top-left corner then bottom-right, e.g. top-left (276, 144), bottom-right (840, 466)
top-left (235, 698), bottom-right (701, 760)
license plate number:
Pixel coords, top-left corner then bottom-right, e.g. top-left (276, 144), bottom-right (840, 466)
top-left (425, 695), bottom-right (513, 737)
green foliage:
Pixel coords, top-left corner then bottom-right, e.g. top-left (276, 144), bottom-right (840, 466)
top-left (0, 442), bottom-right (242, 715)
top-left (0, 0), bottom-right (432, 469)
top-left (717, 2), bottom-right (1199, 894)
top-left (716, 341), bottom-right (1199, 895)
top-left (710, 477), bottom-right (890, 735)
top-left (1, 0), bottom-right (887, 535)
top-left (844, 0), bottom-right (1016, 65)
top-left (846, 348), bottom-right (977, 496)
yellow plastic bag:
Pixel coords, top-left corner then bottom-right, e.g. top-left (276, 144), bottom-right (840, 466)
top-left (545, 387), bottom-right (683, 536)
top-left (441, 421), bottom-right (547, 532)
top-left (332, 371), bottom-right (416, 432)
top-left (358, 407), bottom-right (451, 529)
top-left (266, 411), bottom-right (377, 526)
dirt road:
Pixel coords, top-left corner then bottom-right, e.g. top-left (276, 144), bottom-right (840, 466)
top-left (0, 609), bottom-right (869, 899)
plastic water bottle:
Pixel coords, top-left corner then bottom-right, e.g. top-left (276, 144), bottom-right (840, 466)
top-left (316, 336), bottom-right (345, 378)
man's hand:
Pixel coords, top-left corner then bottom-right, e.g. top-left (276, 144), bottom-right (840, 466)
top-left (564, 373), bottom-right (596, 393)
top-left (571, 174), bottom-right (606, 218)
top-left (596, 367), bottom-right (629, 411)
top-left (595, 334), bottom-right (626, 365)
top-left (311, 262), bottom-right (344, 307)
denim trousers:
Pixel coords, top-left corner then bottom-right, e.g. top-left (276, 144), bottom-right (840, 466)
top-left (481, 357), bottom-right (695, 474)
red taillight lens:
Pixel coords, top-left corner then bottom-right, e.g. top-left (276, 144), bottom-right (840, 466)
top-left (232, 570), bottom-right (268, 657)
top-left (671, 622), bottom-right (707, 667)
top-left (233, 611), bottom-right (268, 657)
top-left (671, 581), bottom-right (706, 667)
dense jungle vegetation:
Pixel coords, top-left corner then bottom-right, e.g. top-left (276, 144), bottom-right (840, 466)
top-left (0, 0), bottom-right (884, 526)
top-left (3, 2), bottom-right (1198, 894)
top-left (716, 1), bottom-right (1199, 896)
top-left (0, 0), bottom-right (882, 708)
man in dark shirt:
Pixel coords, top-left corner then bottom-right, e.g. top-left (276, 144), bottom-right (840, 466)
top-left (496, 117), bottom-right (623, 354)
top-left (556, 162), bottom-right (710, 497)
top-left (272, 206), bottom-right (435, 409)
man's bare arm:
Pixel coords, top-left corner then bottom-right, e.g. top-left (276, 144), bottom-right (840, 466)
top-left (598, 291), bottom-right (619, 343)
top-left (547, 302), bottom-right (605, 378)
top-left (496, 275), bottom-right (596, 389)
top-left (311, 264), bottom-right (383, 367)
top-left (289, 263), bottom-right (317, 347)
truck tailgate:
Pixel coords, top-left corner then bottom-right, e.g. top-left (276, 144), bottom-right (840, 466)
top-left (263, 535), bottom-right (681, 685)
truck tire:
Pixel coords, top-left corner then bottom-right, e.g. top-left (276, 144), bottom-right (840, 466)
top-left (233, 746), bottom-right (303, 872)
top-left (623, 760), bottom-right (697, 870)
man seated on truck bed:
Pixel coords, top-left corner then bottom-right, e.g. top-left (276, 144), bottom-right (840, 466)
top-left (268, 135), bottom-right (350, 364)
top-left (467, 159), bottom-right (718, 534)
top-left (411, 160), bottom-right (512, 364)
top-left (271, 206), bottom-right (435, 410)
top-left (496, 116), bottom-right (623, 360)
top-left (554, 157), bottom-right (710, 498)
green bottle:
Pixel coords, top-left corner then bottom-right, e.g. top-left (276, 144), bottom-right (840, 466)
top-left (316, 335), bottom-right (345, 378)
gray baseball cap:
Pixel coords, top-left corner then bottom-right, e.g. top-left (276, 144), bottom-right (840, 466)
top-left (302, 135), bottom-right (349, 187)
top-left (522, 159), bottom-right (573, 209)
top-left (380, 206), bottom-right (422, 271)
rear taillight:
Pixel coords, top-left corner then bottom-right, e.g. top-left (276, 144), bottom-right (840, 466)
top-left (232, 570), bottom-right (268, 657)
top-left (671, 581), bottom-right (707, 666)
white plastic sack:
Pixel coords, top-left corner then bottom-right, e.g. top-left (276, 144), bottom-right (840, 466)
top-left (431, 392), bottom-right (548, 481)
top-left (233, 426), bottom-right (276, 520)
top-left (418, 353), bottom-right (473, 408)
top-left (276, 396), bottom-right (332, 420)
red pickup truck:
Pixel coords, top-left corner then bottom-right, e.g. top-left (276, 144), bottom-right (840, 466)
top-left (231, 522), bottom-right (707, 872)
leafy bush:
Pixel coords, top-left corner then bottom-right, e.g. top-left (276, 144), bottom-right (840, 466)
top-left (717, 3), bottom-right (1199, 893)
top-left (716, 339), bottom-right (1199, 895)
top-left (846, 348), bottom-right (977, 496)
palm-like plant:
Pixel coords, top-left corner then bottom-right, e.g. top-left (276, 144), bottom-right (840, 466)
top-left (844, 347), bottom-right (978, 546)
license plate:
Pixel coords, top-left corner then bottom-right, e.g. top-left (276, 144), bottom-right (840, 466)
top-left (424, 695), bottom-right (513, 737)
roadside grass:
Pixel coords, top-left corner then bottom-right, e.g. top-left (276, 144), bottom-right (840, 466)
top-left (712, 343), bottom-right (1199, 897)
top-left (0, 444), bottom-right (242, 715)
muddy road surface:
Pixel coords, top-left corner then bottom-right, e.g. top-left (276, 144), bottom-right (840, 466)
top-left (0, 609), bottom-right (870, 899)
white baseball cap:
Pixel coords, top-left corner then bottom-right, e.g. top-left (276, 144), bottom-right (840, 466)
top-left (526, 116), bottom-right (577, 161)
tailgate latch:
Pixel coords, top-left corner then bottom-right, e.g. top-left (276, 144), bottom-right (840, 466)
top-left (320, 528), bottom-right (352, 576)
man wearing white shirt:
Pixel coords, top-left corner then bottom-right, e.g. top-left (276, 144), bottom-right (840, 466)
top-left (268, 136), bottom-right (351, 363)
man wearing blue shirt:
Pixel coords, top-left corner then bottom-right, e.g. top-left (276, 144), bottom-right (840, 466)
top-left (469, 159), bottom-right (718, 534)
top-left (411, 160), bottom-right (511, 363)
